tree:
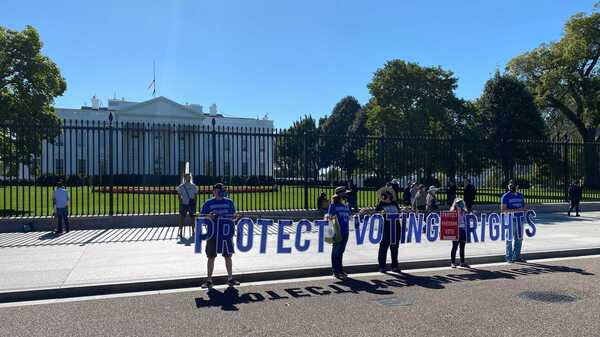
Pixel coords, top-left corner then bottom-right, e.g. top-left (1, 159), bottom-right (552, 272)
top-left (475, 71), bottom-right (547, 182)
top-left (276, 115), bottom-right (319, 180)
top-left (507, 7), bottom-right (600, 187)
top-left (318, 96), bottom-right (362, 169)
top-left (340, 107), bottom-right (368, 179)
top-left (364, 60), bottom-right (470, 181)
top-left (0, 25), bottom-right (66, 174)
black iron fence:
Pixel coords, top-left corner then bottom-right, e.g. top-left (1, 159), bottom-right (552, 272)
top-left (1, 120), bottom-right (599, 217)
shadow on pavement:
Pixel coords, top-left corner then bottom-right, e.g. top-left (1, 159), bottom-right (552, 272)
top-left (194, 262), bottom-right (594, 311)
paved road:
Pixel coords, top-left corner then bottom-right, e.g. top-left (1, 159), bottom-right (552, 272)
top-left (1, 255), bottom-right (599, 337)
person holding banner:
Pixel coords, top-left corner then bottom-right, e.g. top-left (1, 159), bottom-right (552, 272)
top-left (200, 183), bottom-right (240, 288)
top-left (177, 173), bottom-right (198, 238)
top-left (375, 186), bottom-right (401, 273)
top-left (327, 186), bottom-right (352, 280)
top-left (501, 182), bottom-right (527, 263)
top-left (450, 198), bottom-right (468, 268)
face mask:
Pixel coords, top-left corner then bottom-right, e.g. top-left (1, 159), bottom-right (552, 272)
top-left (458, 201), bottom-right (465, 209)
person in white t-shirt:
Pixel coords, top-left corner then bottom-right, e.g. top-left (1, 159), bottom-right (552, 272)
top-left (53, 178), bottom-right (69, 234)
top-left (176, 173), bottom-right (199, 238)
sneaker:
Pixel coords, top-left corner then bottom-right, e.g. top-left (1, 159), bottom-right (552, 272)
top-left (200, 280), bottom-right (213, 289)
top-left (54, 230), bottom-right (63, 235)
top-left (333, 273), bottom-right (346, 280)
top-left (340, 271), bottom-right (348, 278)
top-left (227, 278), bottom-right (240, 286)
top-left (390, 266), bottom-right (401, 273)
top-left (459, 263), bottom-right (470, 268)
top-left (378, 267), bottom-right (387, 273)
top-left (514, 258), bottom-right (527, 263)
top-left (576, 214), bottom-right (581, 217)
top-left (451, 263), bottom-right (457, 268)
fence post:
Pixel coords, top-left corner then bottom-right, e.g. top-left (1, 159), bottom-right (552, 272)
top-left (303, 131), bottom-right (309, 210)
top-left (108, 113), bottom-right (114, 216)
top-left (211, 118), bottom-right (217, 178)
top-left (564, 138), bottom-right (569, 201)
top-left (378, 130), bottom-right (385, 183)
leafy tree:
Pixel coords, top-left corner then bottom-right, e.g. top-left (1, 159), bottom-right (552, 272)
top-left (364, 60), bottom-right (473, 181)
top-left (475, 71), bottom-right (547, 182)
top-left (507, 6), bottom-right (600, 187)
top-left (340, 107), bottom-right (368, 179)
top-left (276, 115), bottom-right (319, 180)
top-left (318, 96), bottom-right (361, 169)
top-left (0, 25), bottom-right (66, 175)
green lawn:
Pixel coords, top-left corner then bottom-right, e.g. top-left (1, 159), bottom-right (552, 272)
top-left (1, 185), bottom-right (598, 217)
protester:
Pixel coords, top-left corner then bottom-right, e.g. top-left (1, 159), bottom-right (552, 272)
top-left (200, 183), bottom-right (240, 288)
top-left (412, 184), bottom-right (427, 212)
top-left (402, 182), bottom-right (413, 207)
top-left (176, 173), bottom-right (198, 238)
top-left (568, 179), bottom-right (582, 217)
top-left (327, 186), bottom-right (351, 280)
top-left (501, 182), bottom-right (527, 263)
top-left (346, 180), bottom-right (359, 213)
top-left (446, 181), bottom-right (457, 206)
top-left (449, 198), bottom-right (468, 268)
top-left (389, 178), bottom-right (402, 199)
top-left (410, 182), bottom-right (419, 207)
top-left (426, 186), bottom-right (439, 212)
top-left (317, 192), bottom-right (329, 216)
top-left (52, 178), bottom-right (69, 235)
top-left (463, 179), bottom-right (476, 213)
top-left (375, 185), bottom-right (401, 273)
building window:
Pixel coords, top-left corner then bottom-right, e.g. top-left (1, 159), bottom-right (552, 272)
top-left (241, 162), bottom-right (248, 176)
top-left (224, 161), bottom-right (231, 176)
top-left (77, 159), bottom-right (86, 176)
top-left (55, 159), bottom-right (65, 175)
top-left (241, 138), bottom-right (248, 152)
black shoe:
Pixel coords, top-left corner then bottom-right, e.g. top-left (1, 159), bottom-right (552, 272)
top-left (227, 278), bottom-right (240, 286)
top-left (333, 273), bottom-right (346, 280)
top-left (567, 212), bottom-right (571, 216)
top-left (54, 230), bottom-right (63, 235)
top-left (459, 263), bottom-right (470, 268)
top-left (200, 280), bottom-right (213, 289)
top-left (576, 214), bottom-right (581, 217)
top-left (390, 266), bottom-right (401, 273)
top-left (514, 258), bottom-right (527, 263)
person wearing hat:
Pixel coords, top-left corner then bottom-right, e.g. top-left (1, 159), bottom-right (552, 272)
top-left (426, 185), bottom-right (440, 212)
top-left (327, 186), bottom-right (352, 279)
top-left (501, 182), bottom-right (527, 263)
top-left (375, 185), bottom-right (401, 273)
top-left (450, 197), bottom-right (469, 268)
top-left (200, 183), bottom-right (240, 288)
top-left (412, 184), bottom-right (427, 212)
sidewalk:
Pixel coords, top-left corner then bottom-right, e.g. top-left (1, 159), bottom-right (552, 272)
top-left (1, 212), bottom-right (599, 299)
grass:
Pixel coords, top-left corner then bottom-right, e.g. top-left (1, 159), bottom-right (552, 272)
top-left (1, 185), bottom-right (598, 217)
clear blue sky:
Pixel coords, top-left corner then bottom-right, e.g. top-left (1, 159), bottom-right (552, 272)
top-left (2, 0), bottom-right (596, 128)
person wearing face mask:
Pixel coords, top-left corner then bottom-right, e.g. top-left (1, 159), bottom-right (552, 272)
top-left (375, 186), bottom-right (401, 273)
top-left (176, 173), bottom-right (198, 238)
top-left (450, 198), bottom-right (469, 268)
top-left (501, 182), bottom-right (527, 263)
top-left (327, 186), bottom-right (352, 280)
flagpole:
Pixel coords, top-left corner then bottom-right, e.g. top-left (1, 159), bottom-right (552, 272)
top-left (153, 60), bottom-right (156, 97)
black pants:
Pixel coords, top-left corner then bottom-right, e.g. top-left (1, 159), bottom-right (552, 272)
top-left (378, 221), bottom-right (401, 268)
top-left (569, 200), bottom-right (580, 214)
top-left (451, 229), bottom-right (467, 264)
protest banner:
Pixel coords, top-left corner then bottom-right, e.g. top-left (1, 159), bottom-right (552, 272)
top-left (440, 211), bottom-right (459, 241)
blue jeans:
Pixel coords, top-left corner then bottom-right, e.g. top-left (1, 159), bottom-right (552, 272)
top-left (331, 233), bottom-right (349, 274)
top-left (55, 208), bottom-right (69, 232)
top-left (505, 221), bottom-right (522, 261)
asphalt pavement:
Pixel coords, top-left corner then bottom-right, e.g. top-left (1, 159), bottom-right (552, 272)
top-left (1, 255), bottom-right (599, 337)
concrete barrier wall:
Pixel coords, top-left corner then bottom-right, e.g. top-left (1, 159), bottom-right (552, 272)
top-left (1, 202), bottom-right (599, 233)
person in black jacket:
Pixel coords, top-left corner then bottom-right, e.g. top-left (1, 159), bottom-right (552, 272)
top-left (402, 182), bottom-right (413, 207)
top-left (463, 179), bottom-right (476, 213)
top-left (568, 180), bottom-right (582, 217)
top-left (374, 186), bottom-right (401, 273)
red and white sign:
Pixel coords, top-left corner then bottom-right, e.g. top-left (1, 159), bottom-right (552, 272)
top-left (440, 211), bottom-right (459, 241)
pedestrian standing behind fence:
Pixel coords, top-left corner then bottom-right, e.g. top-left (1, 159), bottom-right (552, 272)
top-left (568, 180), bottom-right (582, 217)
top-left (347, 180), bottom-right (359, 213)
top-left (317, 192), bottom-right (329, 216)
top-left (501, 182), bottom-right (527, 263)
top-left (450, 198), bottom-right (468, 268)
top-left (410, 182), bottom-right (419, 207)
top-left (413, 184), bottom-right (427, 212)
top-left (463, 180), bottom-right (476, 213)
top-left (375, 185), bottom-right (401, 273)
top-left (446, 181), bottom-right (457, 206)
top-left (328, 186), bottom-right (351, 280)
top-left (426, 186), bottom-right (439, 212)
top-left (403, 182), bottom-right (413, 207)
top-left (53, 179), bottom-right (69, 235)
top-left (177, 173), bottom-right (198, 238)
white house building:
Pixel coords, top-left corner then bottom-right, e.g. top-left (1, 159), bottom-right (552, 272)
top-left (36, 96), bottom-right (274, 178)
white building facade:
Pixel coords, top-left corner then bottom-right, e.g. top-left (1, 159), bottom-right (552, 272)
top-left (38, 96), bottom-right (274, 178)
